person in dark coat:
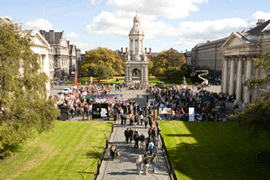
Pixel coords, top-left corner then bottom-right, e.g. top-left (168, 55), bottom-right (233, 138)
top-left (140, 134), bottom-right (145, 149)
top-left (129, 128), bottom-right (134, 143)
top-left (124, 128), bottom-right (130, 143)
top-left (134, 133), bottom-right (139, 148)
top-left (110, 145), bottom-right (116, 161)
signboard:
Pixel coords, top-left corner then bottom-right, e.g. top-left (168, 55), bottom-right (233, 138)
top-left (148, 99), bottom-right (155, 107)
top-left (92, 103), bottom-right (109, 119)
top-left (189, 107), bottom-right (195, 122)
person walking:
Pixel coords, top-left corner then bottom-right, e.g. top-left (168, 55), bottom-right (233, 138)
top-left (134, 132), bottom-right (139, 148)
top-left (140, 114), bottom-right (144, 125)
top-left (143, 154), bottom-right (149, 175)
top-left (129, 128), bottom-right (133, 143)
top-left (148, 141), bottom-right (154, 155)
top-left (110, 145), bottom-right (116, 161)
top-left (144, 116), bottom-right (148, 129)
top-left (124, 128), bottom-right (130, 143)
top-left (136, 155), bottom-right (143, 175)
top-left (124, 114), bottom-right (127, 126)
top-left (151, 153), bottom-right (158, 173)
top-left (157, 125), bottom-right (161, 140)
top-left (140, 133), bottom-right (145, 149)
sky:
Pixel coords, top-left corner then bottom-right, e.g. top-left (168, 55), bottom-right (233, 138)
top-left (1, 0), bottom-right (270, 53)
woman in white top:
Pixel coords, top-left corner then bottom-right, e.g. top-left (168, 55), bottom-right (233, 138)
top-left (136, 155), bottom-right (142, 175)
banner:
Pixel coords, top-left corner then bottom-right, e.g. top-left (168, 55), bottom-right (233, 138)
top-left (93, 94), bottom-right (123, 103)
top-left (75, 71), bottom-right (78, 87)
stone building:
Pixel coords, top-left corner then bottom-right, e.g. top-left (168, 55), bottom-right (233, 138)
top-left (124, 15), bottom-right (148, 84)
top-left (191, 37), bottom-right (228, 78)
top-left (221, 19), bottom-right (270, 105)
top-left (40, 30), bottom-right (81, 79)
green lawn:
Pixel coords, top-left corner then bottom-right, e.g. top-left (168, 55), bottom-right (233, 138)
top-left (0, 121), bottom-right (112, 180)
top-left (159, 121), bottom-right (270, 180)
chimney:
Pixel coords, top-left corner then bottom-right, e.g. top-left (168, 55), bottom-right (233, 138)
top-left (121, 47), bottom-right (123, 53)
top-left (256, 19), bottom-right (265, 26)
top-left (49, 30), bottom-right (55, 44)
top-left (145, 47), bottom-right (147, 54)
top-left (149, 48), bottom-right (151, 53)
top-left (126, 47), bottom-right (128, 53)
top-left (67, 40), bottom-right (70, 48)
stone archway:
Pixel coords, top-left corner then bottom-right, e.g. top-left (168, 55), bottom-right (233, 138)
top-left (124, 62), bottom-right (148, 85)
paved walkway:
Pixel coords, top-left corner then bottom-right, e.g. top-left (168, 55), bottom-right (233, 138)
top-left (97, 88), bottom-right (171, 180)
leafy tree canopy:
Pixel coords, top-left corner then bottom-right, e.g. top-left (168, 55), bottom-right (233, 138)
top-left (228, 53), bottom-right (270, 139)
top-left (78, 47), bottom-right (124, 76)
top-left (152, 48), bottom-right (186, 76)
top-left (0, 23), bottom-right (59, 156)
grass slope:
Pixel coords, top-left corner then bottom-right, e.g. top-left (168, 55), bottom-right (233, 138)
top-left (0, 121), bottom-right (112, 180)
top-left (159, 121), bottom-right (270, 180)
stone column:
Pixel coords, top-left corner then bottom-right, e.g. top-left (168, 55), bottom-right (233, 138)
top-left (138, 39), bottom-right (141, 54)
top-left (133, 39), bottom-right (135, 54)
top-left (141, 65), bottom-right (144, 83)
top-left (229, 56), bottom-right (235, 95)
top-left (244, 56), bottom-right (252, 104)
top-left (223, 56), bottom-right (229, 94)
top-left (145, 66), bottom-right (148, 84)
top-left (235, 56), bottom-right (243, 104)
top-left (125, 65), bottom-right (128, 82)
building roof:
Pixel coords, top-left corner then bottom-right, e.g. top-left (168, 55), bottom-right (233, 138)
top-left (43, 31), bottom-right (63, 44)
top-left (246, 19), bottom-right (270, 35)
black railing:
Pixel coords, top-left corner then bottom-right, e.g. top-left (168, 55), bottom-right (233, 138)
top-left (156, 121), bottom-right (178, 180)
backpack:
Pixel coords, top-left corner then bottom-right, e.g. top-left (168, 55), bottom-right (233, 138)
top-left (144, 158), bottom-right (148, 164)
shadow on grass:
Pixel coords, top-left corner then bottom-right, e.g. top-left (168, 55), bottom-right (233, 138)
top-left (162, 122), bottom-right (270, 180)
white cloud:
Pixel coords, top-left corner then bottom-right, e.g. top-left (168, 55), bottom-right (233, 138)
top-left (107, 0), bottom-right (208, 19)
top-left (67, 32), bottom-right (81, 39)
top-left (24, 18), bottom-right (53, 30)
top-left (90, 0), bottom-right (102, 5)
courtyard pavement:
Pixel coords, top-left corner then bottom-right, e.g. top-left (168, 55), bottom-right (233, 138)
top-left (97, 87), bottom-right (171, 180)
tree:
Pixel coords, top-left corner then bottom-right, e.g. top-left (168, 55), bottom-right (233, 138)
top-left (152, 48), bottom-right (186, 76)
top-left (95, 64), bottom-right (113, 82)
top-left (0, 23), bottom-right (59, 156)
top-left (165, 67), bottom-right (183, 81)
top-left (228, 53), bottom-right (270, 138)
top-left (78, 47), bottom-right (124, 76)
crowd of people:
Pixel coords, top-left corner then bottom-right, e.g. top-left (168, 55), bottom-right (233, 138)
top-left (54, 84), bottom-right (113, 119)
top-left (148, 85), bottom-right (229, 121)
top-left (108, 98), bottom-right (162, 175)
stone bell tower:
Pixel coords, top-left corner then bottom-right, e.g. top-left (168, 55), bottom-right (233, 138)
top-left (124, 14), bottom-right (148, 85)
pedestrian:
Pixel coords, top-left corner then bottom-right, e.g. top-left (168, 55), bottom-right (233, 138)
top-left (129, 128), bottom-right (133, 143)
top-left (110, 145), bottom-right (116, 161)
top-left (151, 153), bottom-right (158, 173)
top-left (143, 154), bottom-right (149, 175)
top-left (148, 141), bottom-right (154, 155)
top-left (124, 114), bottom-right (127, 126)
top-left (157, 125), bottom-right (161, 140)
top-left (134, 132), bottom-right (139, 148)
top-left (120, 113), bottom-right (124, 125)
top-left (140, 114), bottom-right (144, 125)
top-left (136, 155), bottom-right (143, 175)
top-left (124, 128), bottom-right (130, 143)
top-left (144, 116), bottom-right (148, 129)
top-left (140, 133), bottom-right (145, 149)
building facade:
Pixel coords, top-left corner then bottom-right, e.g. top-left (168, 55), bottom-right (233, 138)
top-left (221, 19), bottom-right (270, 105)
top-left (40, 30), bottom-right (81, 79)
top-left (124, 15), bottom-right (149, 85)
top-left (191, 38), bottom-right (228, 78)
